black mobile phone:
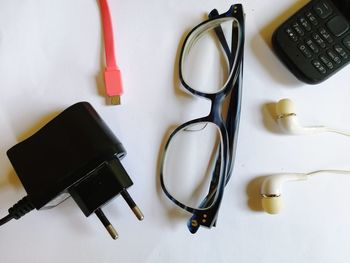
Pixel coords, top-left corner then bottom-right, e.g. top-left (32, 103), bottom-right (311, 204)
top-left (272, 0), bottom-right (350, 84)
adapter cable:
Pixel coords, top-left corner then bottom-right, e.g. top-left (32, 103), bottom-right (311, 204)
top-left (0, 197), bottom-right (34, 226)
top-left (1, 102), bottom-right (143, 239)
top-left (98, 0), bottom-right (123, 105)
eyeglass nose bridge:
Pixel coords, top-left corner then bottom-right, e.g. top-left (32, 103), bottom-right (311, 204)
top-left (207, 92), bottom-right (227, 122)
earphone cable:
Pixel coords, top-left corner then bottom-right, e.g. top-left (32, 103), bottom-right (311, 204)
top-left (324, 127), bottom-right (350, 137)
top-left (307, 169), bottom-right (350, 177)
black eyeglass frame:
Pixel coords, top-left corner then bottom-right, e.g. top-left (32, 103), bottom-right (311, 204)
top-left (160, 4), bottom-right (245, 233)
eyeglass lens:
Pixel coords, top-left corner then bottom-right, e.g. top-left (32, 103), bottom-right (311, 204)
top-left (162, 122), bottom-right (223, 209)
top-left (181, 18), bottom-right (239, 94)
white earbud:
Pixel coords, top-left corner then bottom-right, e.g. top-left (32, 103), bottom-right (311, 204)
top-left (260, 170), bottom-right (350, 214)
top-left (260, 173), bottom-right (308, 214)
top-left (276, 99), bottom-right (350, 136)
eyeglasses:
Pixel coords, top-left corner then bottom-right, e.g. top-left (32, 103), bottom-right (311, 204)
top-left (160, 4), bottom-right (245, 233)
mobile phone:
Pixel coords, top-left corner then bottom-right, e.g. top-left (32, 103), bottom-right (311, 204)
top-left (272, 0), bottom-right (350, 84)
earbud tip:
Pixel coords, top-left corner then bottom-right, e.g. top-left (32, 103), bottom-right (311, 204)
top-left (276, 99), bottom-right (296, 116)
top-left (261, 196), bottom-right (283, 214)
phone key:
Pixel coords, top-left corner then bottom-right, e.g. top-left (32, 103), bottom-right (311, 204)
top-left (327, 49), bottom-right (342, 64)
top-left (312, 60), bottom-right (327, 74)
top-left (300, 17), bottom-right (312, 31)
top-left (343, 35), bottom-right (350, 50)
top-left (319, 55), bottom-right (334, 69)
top-left (326, 16), bottom-right (349, 37)
top-left (319, 28), bottom-right (333, 43)
top-left (299, 44), bottom-right (312, 58)
top-left (292, 22), bottom-right (304, 36)
top-left (306, 11), bottom-right (318, 26)
top-left (334, 45), bottom-right (349, 59)
top-left (313, 1), bottom-right (332, 19)
top-left (312, 33), bottom-right (326, 48)
top-left (306, 39), bottom-right (319, 53)
top-left (286, 27), bottom-right (298, 42)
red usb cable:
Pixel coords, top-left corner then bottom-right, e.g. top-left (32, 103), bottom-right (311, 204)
top-left (99, 0), bottom-right (123, 105)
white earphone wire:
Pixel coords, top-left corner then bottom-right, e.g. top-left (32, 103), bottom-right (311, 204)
top-left (306, 170), bottom-right (350, 177)
top-left (323, 127), bottom-right (350, 137)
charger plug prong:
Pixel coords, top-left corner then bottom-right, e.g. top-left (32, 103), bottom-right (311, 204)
top-left (121, 190), bottom-right (144, 221)
top-left (95, 208), bottom-right (118, 240)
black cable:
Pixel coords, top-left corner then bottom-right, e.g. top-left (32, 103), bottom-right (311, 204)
top-left (0, 214), bottom-right (14, 226)
top-left (0, 196), bottom-right (35, 226)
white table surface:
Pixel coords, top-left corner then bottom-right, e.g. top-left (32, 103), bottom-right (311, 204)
top-left (1, 0), bottom-right (350, 262)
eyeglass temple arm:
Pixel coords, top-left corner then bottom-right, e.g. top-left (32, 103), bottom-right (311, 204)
top-left (222, 19), bottom-right (242, 181)
top-left (225, 64), bottom-right (243, 183)
top-left (208, 10), bottom-right (231, 60)
top-left (187, 150), bottom-right (222, 233)
top-left (208, 9), bottom-right (236, 68)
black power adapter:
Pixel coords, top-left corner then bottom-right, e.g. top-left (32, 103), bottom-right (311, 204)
top-left (1, 102), bottom-right (143, 239)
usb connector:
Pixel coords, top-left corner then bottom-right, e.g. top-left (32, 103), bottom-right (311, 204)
top-left (104, 68), bottom-right (123, 105)
top-left (99, 0), bottom-right (124, 105)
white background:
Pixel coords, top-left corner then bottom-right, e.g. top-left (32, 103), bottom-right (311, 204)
top-left (1, 0), bottom-right (350, 262)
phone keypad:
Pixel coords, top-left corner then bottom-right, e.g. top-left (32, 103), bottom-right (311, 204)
top-left (292, 22), bottom-right (305, 36)
top-left (306, 11), bottom-right (319, 26)
top-left (306, 39), bottom-right (319, 53)
top-left (283, 0), bottom-right (350, 77)
top-left (300, 17), bottom-right (312, 31)
top-left (312, 60), bottom-right (327, 73)
top-left (327, 49), bottom-right (342, 64)
top-left (319, 27), bottom-right (333, 43)
top-left (286, 27), bottom-right (299, 42)
top-left (320, 54), bottom-right (334, 69)
top-left (299, 44), bottom-right (313, 58)
top-left (334, 45), bottom-right (348, 59)
top-left (312, 33), bottom-right (326, 48)
top-left (313, 1), bottom-right (332, 19)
